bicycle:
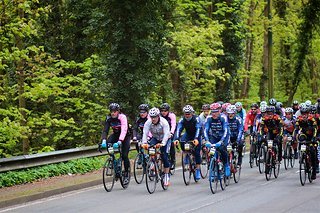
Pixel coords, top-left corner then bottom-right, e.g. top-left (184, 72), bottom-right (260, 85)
top-left (249, 133), bottom-right (259, 168)
top-left (181, 141), bottom-right (199, 185)
top-left (207, 143), bottom-right (226, 194)
top-left (133, 141), bottom-right (148, 184)
top-left (144, 144), bottom-right (168, 194)
top-left (265, 139), bottom-right (280, 181)
top-left (283, 135), bottom-right (295, 170)
top-left (200, 142), bottom-right (209, 178)
top-left (226, 143), bottom-right (241, 185)
top-left (258, 139), bottom-right (266, 174)
top-left (299, 140), bottom-right (314, 186)
top-left (99, 143), bottom-right (131, 192)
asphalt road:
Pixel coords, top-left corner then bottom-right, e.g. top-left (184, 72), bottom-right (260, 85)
top-left (1, 154), bottom-right (320, 213)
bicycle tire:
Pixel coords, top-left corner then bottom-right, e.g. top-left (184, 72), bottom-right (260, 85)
top-left (133, 153), bottom-right (144, 184)
top-left (220, 162), bottom-right (226, 191)
top-left (146, 159), bottom-right (157, 194)
top-left (200, 148), bottom-right (209, 178)
top-left (226, 153), bottom-right (232, 186)
top-left (233, 151), bottom-right (241, 183)
top-left (103, 158), bottom-right (115, 192)
top-left (249, 143), bottom-right (254, 168)
top-left (265, 150), bottom-right (272, 181)
top-left (289, 146), bottom-right (295, 168)
top-left (158, 159), bottom-right (168, 190)
top-left (299, 153), bottom-right (306, 186)
top-left (191, 156), bottom-right (199, 183)
top-left (307, 155), bottom-right (313, 183)
top-left (284, 144), bottom-right (289, 170)
top-left (209, 157), bottom-right (218, 194)
top-left (258, 145), bottom-right (265, 174)
top-left (182, 152), bottom-right (191, 185)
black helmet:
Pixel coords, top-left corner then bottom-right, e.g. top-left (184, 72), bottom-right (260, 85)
top-left (202, 104), bottom-right (210, 110)
top-left (276, 102), bottom-right (283, 108)
top-left (266, 106), bottom-right (275, 113)
top-left (269, 98), bottom-right (277, 106)
top-left (293, 100), bottom-right (299, 105)
top-left (251, 103), bottom-right (259, 109)
top-left (310, 105), bottom-right (317, 113)
top-left (109, 103), bottom-right (120, 111)
top-left (160, 103), bottom-right (170, 111)
top-left (138, 104), bottom-right (149, 111)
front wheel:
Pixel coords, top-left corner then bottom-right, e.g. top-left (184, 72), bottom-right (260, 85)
top-left (200, 148), bottom-right (209, 178)
top-left (265, 151), bottom-right (272, 181)
top-left (182, 152), bottom-right (191, 185)
top-left (299, 154), bottom-right (307, 186)
top-left (209, 157), bottom-right (218, 194)
top-left (103, 158), bottom-right (115, 192)
top-left (289, 146), bottom-right (295, 168)
top-left (219, 162), bottom-right (226, 190)
top-left (146, 159), bottom-right (157, 194)
top-left (133, 153), bottom-right (145, 184)
top-left (258, 145), bottom-right (266, 174)
top-left (284, 144), bottom-right (289, 170)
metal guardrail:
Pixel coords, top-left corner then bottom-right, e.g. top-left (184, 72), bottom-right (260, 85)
top-left (0, 143), bottom-right (136, 173)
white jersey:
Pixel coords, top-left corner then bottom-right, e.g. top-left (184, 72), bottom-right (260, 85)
top-left (142, 117), bottom-right (171, 145)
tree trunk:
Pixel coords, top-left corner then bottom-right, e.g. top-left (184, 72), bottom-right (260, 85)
top-left (308, 56), bottom-right (318, 95)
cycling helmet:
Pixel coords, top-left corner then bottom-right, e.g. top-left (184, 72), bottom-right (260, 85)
top-left (222, 103), bottom-right (231, 111)
top-left (310, 105), bottom-right (317, 113)
top-left (230, 105), bottom-right (237, 112)
top-left (285, 107), bottom-right (293, 113)
top-left (183, 105), bottom-right (194, 113)
top-left (293, 100), bottom-right (299, 105)
top-left (305, 100), bottom-right (312, 107)
top-left (300, 106), bottom-right (309, 113)
top-left (260, 101), bottom-right (267, 106)
top-left (235, 102), bottom-right (242, 107)
top-left (226, 105), bottom-right (236, 114)
top-left (217, 101), bottom-right (224, 106)
top-left (276, 102), bottom-right (283, 108)
top-left (149, 107), bottom-right (160, 117)
top-left (299, 103), bottom-right (306, 109)
top-left (109, 103), bottom-right (120, 111)
top-left (210, 103), bottom-right (220, 111)
top-left (269, 98), bottom-right (277, 106)
top-left (251, 103), bottom-right (259, 109)
top-left (266, 106), bottom-right (275, 113)
top-left (202, 104), bottom-right (210, 110)
top-left (260, 105), bottom-right (267, 113)
top-left (138, 104), bottom-right (149, 111)
top-left (160, 103), bottom-right (170, 111)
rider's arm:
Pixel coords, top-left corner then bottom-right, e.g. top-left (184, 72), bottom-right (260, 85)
top-left (142, 119), bottom-right (152, 144)
top-left (101, 116), bottom-right (110, 140)
top-left (132, 118), bottom-right (139, 139)
top-left (204, 117), bottom-right (211, 142)
top-left (220, 116), bottom-right (229, 143)
top-left (244, 112), bottom-right (250, 132)
top-left (168, 112), bottom-right (177, 135)
top-left (277, 116), bottom-right (283, 136)
top-left (312, 118), bottom-right (317, 138)
top-left (194, 117), bottom-right (201, 140)
top-left (259, 117), bottom-right (265, 136)
top-left (118, 114), bottom-right (128, 141)
top-left (174, 118), bottom-right (184, 140)
top-left (237, 117), bottom-right (244, 142)
top-left (161, 118), bottom-right (171, 145)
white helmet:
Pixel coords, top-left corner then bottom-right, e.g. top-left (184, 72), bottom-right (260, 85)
top-left (305, 100), bottom-right (312, 107)
top-left (285, 107), bottom-right (293, 113)
top-left (183, 105), bottom-right (194, 113)
top-left (299, 103), bottom-right (306, 109)
top-left (235, 102), bottom-right (242, 107)
top-left (260, 105), bottom-right (267, 113)
top-left (260, 101), bottom-right (267, 106)
top-left (226, 105), bottom-right (236, 114)
top-left (148, 107), bottom-right (160, 117)
top-left (230, 105), bottom-right (237, 112)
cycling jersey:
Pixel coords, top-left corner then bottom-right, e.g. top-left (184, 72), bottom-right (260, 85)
top-left (260, 114), bottom-right (283, 136)
top-left (102, 113), bottom-right (128, 141)
top-left (236, 108), bottom-right (246, 123)
top-left (142, 117), bottom-right (170, 145)
top-left (204, 115), bottom-right (229, 144)
top-left (283, 117), bottom-right (296, 134)
top-left (133, 116), bottom-right (149, 139)
top-left (294, 115), bottom-right (317, 139)
top-left (175, 115), bottom-right (201, 140)
top-left (161, 112), bottom-right (177, 135)
top-left (227, 115), bottom-right (243, 143)
top-left (244, 109), bottom-right (260, 132)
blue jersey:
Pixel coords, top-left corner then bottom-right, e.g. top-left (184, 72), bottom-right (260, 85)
top-left (204, 115), bottom-right (229, 143)
top-left (175, 115), bottom-right (201, 140)
top-left (227, 115), bottom-right (243, 142)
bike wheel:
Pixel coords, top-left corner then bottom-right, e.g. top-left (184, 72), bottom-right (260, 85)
top-left (146, 159), bottom-right (157, 194)
top-left (182, 152), bottom-right (191, 185)
top-left (289, 146), bottom-right (295, 168)
top-left (233, 151), bottom-right (241, 183)
top-left (258, 146), bottom-right (266, 174)
top-left (220, 162), bottom-right (226, 191)
top-left (265, 151), bottom-right (272, 181)
top-left (133, 153), bottom-right (144, 184)
top-left (120, 160), bottom-right (130, 189)
top-left (158, 159), bottom-right (168, 190)
top-left (273, 156), bottom-right (280, 179)
top-left (249, 143), bottom-right (254, 168)
top-left (103, 158), bottom-right (115, 192)
top-left (284, 144), bottom-right (289, 170)
top-left (226, 153), bottom-right (232, 186)
top-left (299, 154), bottom-right (306, 186)
top-left (200, 148), bottom-right (209, 178)
top-left (209, 157), bottom-right (218, 194)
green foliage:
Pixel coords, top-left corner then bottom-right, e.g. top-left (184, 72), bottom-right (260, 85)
top-left (0, 157), bottom-right (104, 188)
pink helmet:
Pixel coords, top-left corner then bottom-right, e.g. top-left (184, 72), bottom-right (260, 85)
top-left (210, 103), bottom-right (221, 112)
top-left (222, 103), bottom-right (231, 111)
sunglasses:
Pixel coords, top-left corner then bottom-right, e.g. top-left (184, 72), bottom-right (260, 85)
top-left (160, 110), bottom-right (168, 112)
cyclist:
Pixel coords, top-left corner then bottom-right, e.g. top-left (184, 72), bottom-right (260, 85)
top-left (142, 107), bottom-right (172, 186)
top-left (260, 106), bottom-right (284, 163)
top-left (275, 102), bottom-right (284, 117)
top-left (226, 105), bottom-right (244, 165)
top-left (132, 104), bottom-right (150, 151)
top-left (174, 105), bottom-right (202, 180)
top-left (309, 105), bottom-right (320, 173)
top-left (244, 103), bottom-right (260, 135)
top-left (160, 103), bottom-right (177, 171)
top-left (294, 106), bottom-right (318, 180)
top-left (292, 100), bottom-right (299, 114)
top-left (254, 105), bottom-right (267, 146)
top-left (235, 102), bottom-right (246, 123)
top-left (199, 104), bottom-right (210, 140)
top-left (269, 98), bottom-right (277, 107)
top-left (101, 103), bottom-right (131, 183)
top-left (221, 103), bottom-right (231, 115)
top-left (204, 103), bottom-right (230, 176)
top-left (260, 101), bottom-right (267, 107)
top-left (283, 107), bottom-right (297, 159)
top-left (295, 103), bottom-right (306, 118)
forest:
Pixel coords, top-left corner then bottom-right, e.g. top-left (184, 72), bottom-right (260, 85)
top-left (0, 0), bottom-right (320, 157)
